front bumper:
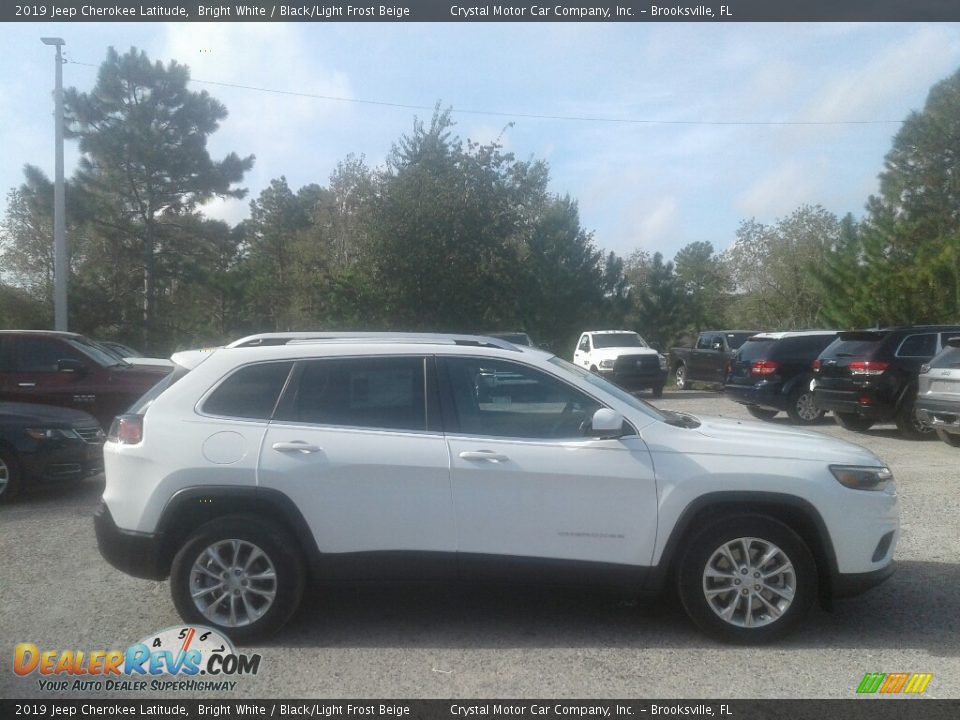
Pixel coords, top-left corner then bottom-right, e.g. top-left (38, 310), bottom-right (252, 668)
top-left (834, 562), bottom-right (896, 598)
top-left (94, 502), bottom-right (168, 580)
top-left (599, 367), bottom-right (668, 391)
top-left (21, 441), bottom-right (104, 484)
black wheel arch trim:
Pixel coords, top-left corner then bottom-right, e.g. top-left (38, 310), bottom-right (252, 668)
top-left (155, 485), bottom-right (320, 575)
top-left (644, 491), bottom-right (840, 605)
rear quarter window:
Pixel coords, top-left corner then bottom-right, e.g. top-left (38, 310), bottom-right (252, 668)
top-left (202, 361), bottom-right (294, 420)
top-left (896, 333), bottom-right (937, 358)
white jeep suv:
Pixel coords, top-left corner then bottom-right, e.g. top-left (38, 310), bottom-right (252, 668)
top-left (95, 333), bottom-right (899, 643)
top-left (574, 330), bottom-right (668, 397)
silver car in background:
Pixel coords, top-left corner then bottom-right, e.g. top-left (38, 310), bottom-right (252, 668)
top-left (916, 336), bottom-right (960, 447)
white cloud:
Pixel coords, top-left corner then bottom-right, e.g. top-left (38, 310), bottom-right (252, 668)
top-left (160, 23), bottom-right (354, 192)
top-left (736, 159), bottom-right (821, 218)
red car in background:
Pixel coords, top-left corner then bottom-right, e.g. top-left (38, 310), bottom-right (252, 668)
top-left (0, 331), bottom-right (171, 430)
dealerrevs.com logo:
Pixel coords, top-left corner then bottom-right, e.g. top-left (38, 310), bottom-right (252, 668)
top-left (13, 626), bottom-right (261, 692)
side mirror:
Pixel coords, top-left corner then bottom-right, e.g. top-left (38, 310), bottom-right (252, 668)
top-left (588, 408), bottom-right (625, 438)
top-left (712, 342), bottom-right (723, 351)
top-left (57, 358), bottom-right (85, 374)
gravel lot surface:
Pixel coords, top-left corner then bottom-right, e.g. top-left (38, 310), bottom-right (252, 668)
top-left (2, 390), bottom-right (958, 699)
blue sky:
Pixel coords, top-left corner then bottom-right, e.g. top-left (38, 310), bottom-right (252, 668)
top-left (2, 21), bottom-right (959, 262)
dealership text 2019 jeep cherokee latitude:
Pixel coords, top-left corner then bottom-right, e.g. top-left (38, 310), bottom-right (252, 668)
top-left (95, 333), bottom-right (899, 643)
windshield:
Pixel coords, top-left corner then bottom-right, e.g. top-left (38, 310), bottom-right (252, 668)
top-left (548, 356), bottom-right (666, 422)
top-left (591, 333), bottom-right (647, 349)
top-left (66, 337), bottom-right (128, 367)
top-left (736, 338), bottom-right (776, 362)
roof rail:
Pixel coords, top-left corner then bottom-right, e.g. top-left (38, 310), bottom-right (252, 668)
top-left (226, 332), bottom-right (521, 352)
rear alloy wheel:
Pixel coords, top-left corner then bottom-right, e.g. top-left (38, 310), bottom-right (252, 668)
top-left (786, 389), bottom-right (824, 425)
top-left (677, 515), bottom-right (816, 643)
top-left (171, 516), bottom-right (305, 643)
top-left (833, 412), bottom-right (875, 432)
top-left (0, 448), bottom-right (22, 504)
top-left (675, 364), bottom-right (687, 390)
top-left (747, 407), bottom-right (778, 420)
top-left (894, 396), bottom-right (935, 441)
top-left (935, 429), bottom-right (960, 448)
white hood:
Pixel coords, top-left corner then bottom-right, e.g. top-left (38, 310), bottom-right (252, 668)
top-left (591, 346), bottom-right (660, 362)
top-left (644, 414), bottom-right (882, 465)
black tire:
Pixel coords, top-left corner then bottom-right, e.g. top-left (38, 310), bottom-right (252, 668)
top-left (0, 447), bottom-right (22, 504)
top-left (833, 412), bottom-right (875, 432)
top-left (746, 407), bottom-right (778, 420)
top-left (651, 385), bottom-right (664, 399)
top-left (675, 364), bottom-right (687, 391)
top-left (936, 429), bottom-right (960, 447)
top-left (785, 388), bottom-right (824, 425)
top-left (677, 514), bottom-right (817, 644)
top-left (894, 395), bottom-right (935, 441)
top-left (170, 515), bottom-right (305, 644)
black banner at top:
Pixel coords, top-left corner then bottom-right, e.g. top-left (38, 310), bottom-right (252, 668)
top-left (5, 0), bottom-right (960, 23)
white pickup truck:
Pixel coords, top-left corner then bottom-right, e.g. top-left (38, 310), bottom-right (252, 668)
top-left (574, 330), bottom-right (668, 397)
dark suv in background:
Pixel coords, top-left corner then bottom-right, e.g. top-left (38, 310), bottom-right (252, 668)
top-left (0, 331), bottom-right (171, 430)
top-left (725, 331), bottom-right (838, 424)
top-left (811, 325), bottom-right (960, 439)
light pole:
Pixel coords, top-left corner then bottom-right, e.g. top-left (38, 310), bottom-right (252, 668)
top-left (41, 37), bottom-right (67, 331)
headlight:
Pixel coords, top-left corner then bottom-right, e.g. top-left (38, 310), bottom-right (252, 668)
top-left (658, 354), bottom-right (667, 370)
top-left (25, 428), bottom-right (81, 441)
top-left (830, 465), bottom-right (893, 491)
top-left (599, 359), bottom-right (615, 369)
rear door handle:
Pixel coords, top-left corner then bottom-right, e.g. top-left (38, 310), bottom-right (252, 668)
top-left (459, 450), bottom-right (510, 462)
top-left (17, 383), bottom-right (36, 388)
top-left (272, 441), bottom-right (322, 454)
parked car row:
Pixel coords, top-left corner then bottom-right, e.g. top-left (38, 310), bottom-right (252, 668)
top-left (670, 325), bottom-right (960, 445)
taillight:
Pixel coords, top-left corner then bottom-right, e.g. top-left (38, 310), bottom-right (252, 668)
top-left (811, 359), bottom-right (821, 372)
top-left (108, 414), bottom-right (144, 444)
top-left (848, 361), bottom-right (889, 376)
top-left (751, 360), bottom-right (779, 377)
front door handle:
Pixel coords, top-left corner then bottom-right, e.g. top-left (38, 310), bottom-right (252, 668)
top-left (459, 450), bottom-right (509, 462)
top-left (272, 441), bottom-right (322, 454)
top-left (17, 382), bottom-right (36, 388)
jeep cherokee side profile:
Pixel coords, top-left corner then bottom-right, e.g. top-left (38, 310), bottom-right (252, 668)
top-left (95, 333), bottom-right (898, 644)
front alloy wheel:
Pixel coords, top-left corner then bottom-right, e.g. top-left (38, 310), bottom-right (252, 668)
top-left (678, 515), bottom-right (816, 643)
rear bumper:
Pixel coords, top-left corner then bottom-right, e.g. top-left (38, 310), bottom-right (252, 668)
top-left (94, 502), bottom-right (168, 580)
top-left (724, 382), bottom-right (786, 410)
top-left (916, 397), bottom-right (960, 431)
top-left (812, 388), bottom-right (894, 419)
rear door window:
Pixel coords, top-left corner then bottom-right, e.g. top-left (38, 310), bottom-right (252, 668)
top-left (202, 361), bottom-right (294, 420)
top-left (276, 356), bottom-right (427, 432)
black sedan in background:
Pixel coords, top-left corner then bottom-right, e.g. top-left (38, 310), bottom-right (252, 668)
top-left (0, 402), bottom-right (104, 503)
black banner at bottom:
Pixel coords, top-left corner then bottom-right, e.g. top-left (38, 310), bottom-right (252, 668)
top-left (3, 700), bottom-right (960, 720)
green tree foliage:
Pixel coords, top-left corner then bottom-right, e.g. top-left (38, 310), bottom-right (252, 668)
top-left (725, 205), bottom-right (838, 329)
top-left (64, 46), bottom-right (253, 351)
top-left (673, 240), bottom-right (731, 333)
top-left (626, 251), bottom-right (684, 352)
